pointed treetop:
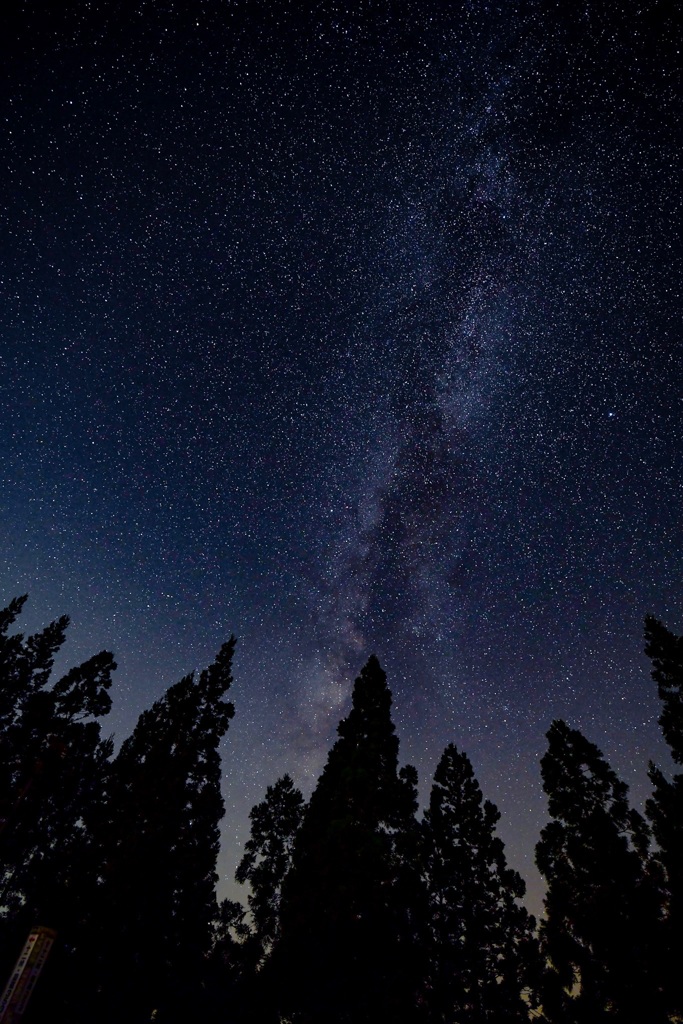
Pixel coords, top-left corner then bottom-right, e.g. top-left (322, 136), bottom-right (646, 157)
top-left (540, 719), bottom-right (632, 823)
top-left (423, 742), bottom-right (536, 1023)
top-left (337, 653), bottom-right (395, 740)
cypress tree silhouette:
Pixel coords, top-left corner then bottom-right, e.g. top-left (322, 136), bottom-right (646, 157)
top-left (423, 743), bottom-right (538, 1024)
top-left (236, 773), bottom-right (304, 963)
top-left (644, 615), bottom-right (683, 1019)
top-left (271, 655), bottom-right (425, 1024)
top-left (82, 637), bottom-right (236, 1024)
top-left (536, 720), bottom-right (664, 1023)
top-left (0, 596), bottom-right (115, 980)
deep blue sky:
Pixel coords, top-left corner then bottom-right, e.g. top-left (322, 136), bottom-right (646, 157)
top-left (1, 1), bottom-right (680, 915)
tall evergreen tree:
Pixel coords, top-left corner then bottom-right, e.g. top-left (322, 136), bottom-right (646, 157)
top-left (422, 743), bottom-right (538, 1024)
top-left (236, 773), bottom-right (304, 962)
top-left (644, 615), bottom-right (683, 1019)
top-left (203, 898), bottom-right (255, 1024)
top-left (536, 720), bottom-right (664, 1023)
top-left (271, 655), bottom-right (425, 1024)
top-left (0, 597), bottom-right (115, 975)
top-left (81, 636), bottom-right (236, 1024)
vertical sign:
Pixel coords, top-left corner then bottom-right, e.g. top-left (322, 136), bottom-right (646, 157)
top-left (0, 927), bottom-right (56, 1023)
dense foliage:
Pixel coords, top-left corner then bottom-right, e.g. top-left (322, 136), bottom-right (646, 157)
top-left (535, 720), bottom-right (664, 1022)
top-left (0, 597), bottom-right (681, 1022)
top-left (0, 596), bottom-right (115, 994)
top-left (423, 743), bottom-right (539, 1022)
top-left (267, 655), bottom-right (425, 1023)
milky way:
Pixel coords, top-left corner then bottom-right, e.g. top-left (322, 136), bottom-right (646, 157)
top-left (1, 2), bottom-right (680, 914)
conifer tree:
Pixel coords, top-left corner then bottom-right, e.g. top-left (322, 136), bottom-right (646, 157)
top-left (0, 597), bottom-right (115, 969)
top-left (271, 655), bottom-right (425, 1024)
top-left (644, 615), bottom-right (683, 1019)
top-left (83, 637), bottom-right (236, 1024)
top-left (203, 898), bottom-right (255, 1024)
top-left (536, 720), bottom-right (664, 1023)
top-left (422, 743), bottom-right (538, 1023)
top-left (236, 773), bottom-right (304, 962)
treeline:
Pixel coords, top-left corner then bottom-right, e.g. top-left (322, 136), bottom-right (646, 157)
top-left (0, 597), bottom-right (681, 1023)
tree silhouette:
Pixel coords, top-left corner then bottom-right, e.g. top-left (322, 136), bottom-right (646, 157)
top-left (423, 743), bottom-right (539, 1023)
top-left (644, 615), bottom-right (683, 1019)
top-left (236, 773), bottom-right (304, 963)
top-left (81, 636), bottom-right (236, 1024)
top-left (202, 898), bottom-right (256, 1024)
top-left (0, 596), bottom-right (115, 978)
top-left (271, 655), bottom-right (425, 1024)
top-left (536, 720), bottom-right (664, 1023)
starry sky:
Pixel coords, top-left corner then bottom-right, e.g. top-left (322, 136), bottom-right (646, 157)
top-left (1, 1), bottom-right (680, 916)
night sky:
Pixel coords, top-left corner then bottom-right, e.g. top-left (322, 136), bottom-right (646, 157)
top-left (1, 1), bottom-right (680, 916)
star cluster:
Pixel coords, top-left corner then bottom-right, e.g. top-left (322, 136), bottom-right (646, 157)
top-left (1, 1), bottom-right (680, 915)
